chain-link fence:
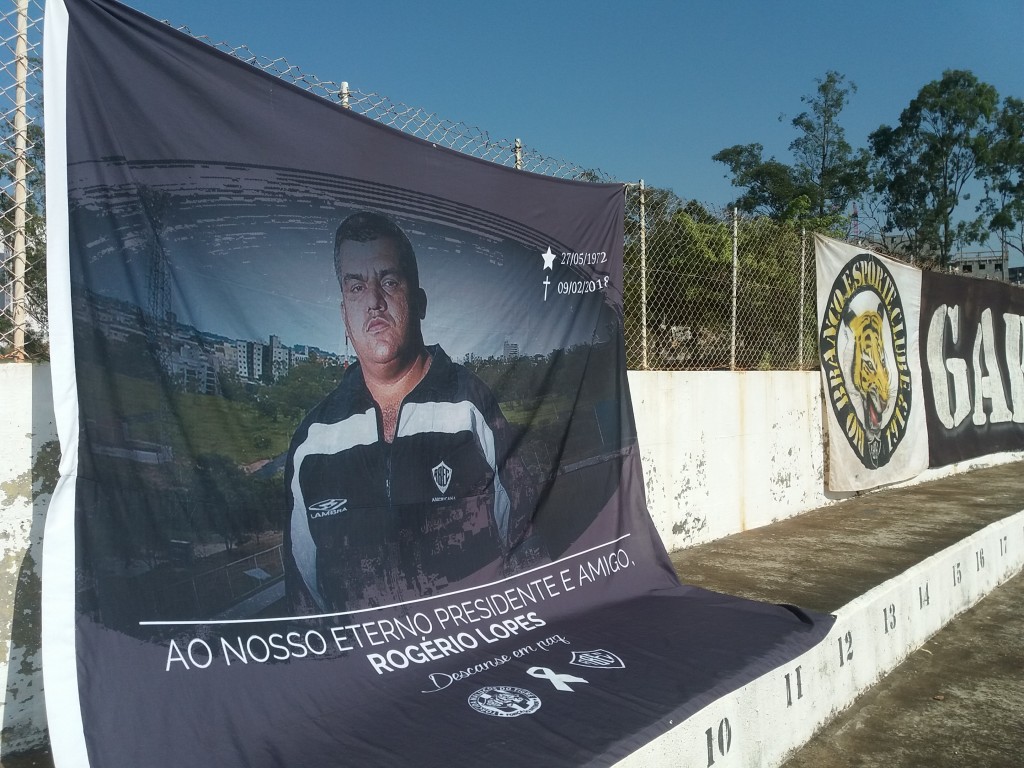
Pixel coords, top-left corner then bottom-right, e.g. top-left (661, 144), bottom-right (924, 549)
top-left (1, 2), bottom-right (825, 370)
top-left (0, 0), bottom-right (44, 360)
top-left (625, 184), bottom-right (818, 371)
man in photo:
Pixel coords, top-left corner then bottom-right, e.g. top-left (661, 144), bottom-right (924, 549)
top-left (284, 211), bottom-right (539, 613)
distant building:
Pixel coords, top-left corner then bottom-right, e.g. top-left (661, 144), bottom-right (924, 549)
top-left (952, 252), bottom-right (1005, 281)
top-left (168, 341), bottom-right (218, 395)
top-left (76, 290), bottom-right (347, 389)
top-left (209, 339), bottom-right (238, 370)
top-left (503, 340), bottom-right (520, 360)
top-left (293, 344), bottom-right (346, 368)
top-left (266, 335), bottom-right (292, 380)
top-left (236, 340), bottom-right (265, 381)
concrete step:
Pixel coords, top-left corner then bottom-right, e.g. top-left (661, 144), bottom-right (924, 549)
top-left (621, 460), bottom-right (1024, 767)
top-left (782, 568), bottom-right (1024, 768)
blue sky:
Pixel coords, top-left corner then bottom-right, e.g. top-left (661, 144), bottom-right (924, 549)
top-left (126, 0), bottom-right (1023, 210)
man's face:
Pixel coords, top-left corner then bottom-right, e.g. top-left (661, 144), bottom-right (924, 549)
top-left (338, 236), bottom-right (424, 368)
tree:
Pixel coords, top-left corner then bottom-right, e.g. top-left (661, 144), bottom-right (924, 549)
top-left (711, 143), bottom-right (807, 219)
top-left (869, 70), bottom-right (999, 264)
top-left (713, 72), bottom-right (867, 224)
top-left (264, 360), bottom-right (344, 424)
top-left (192, 453), bottom-right (250, 551)
top-left (978, 96), bottom-right (1024, 258)
top-left (789, 71), bottom-right (869, 218)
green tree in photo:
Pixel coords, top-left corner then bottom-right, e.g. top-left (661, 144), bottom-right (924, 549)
top-left (265, 360), bottom-right (345, 425)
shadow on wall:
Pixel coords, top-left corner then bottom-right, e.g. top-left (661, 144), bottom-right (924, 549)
top-left (1, 364), bottom-right (58, 763)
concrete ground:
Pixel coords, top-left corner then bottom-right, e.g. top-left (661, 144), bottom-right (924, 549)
top-left (669, 461), bottom-right (1024, 614)
top-left (5, 462), bottom-right (1022, 767)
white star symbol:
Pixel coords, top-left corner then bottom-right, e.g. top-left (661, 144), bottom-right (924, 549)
top-left (541, 247), bottom-right (556, 270)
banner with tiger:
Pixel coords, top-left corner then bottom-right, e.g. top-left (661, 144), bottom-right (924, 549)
top-left (815, 235), bottom-right (929, 491)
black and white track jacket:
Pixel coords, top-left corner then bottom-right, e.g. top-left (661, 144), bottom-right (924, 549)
top-left (284, 345), bottom-right (534, 613)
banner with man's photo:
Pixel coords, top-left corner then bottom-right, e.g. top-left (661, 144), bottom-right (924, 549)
top-left (815, 235), bottom-right (929, 491)
top-left (921, 269), bottom-right (1024, 466)
top-left (43, 1), bottom-right (834, 765)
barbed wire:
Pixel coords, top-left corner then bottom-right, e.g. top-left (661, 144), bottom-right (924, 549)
top-left (5, 4), bottom-right (986, 369)
top-left (175, 25), bottom-right (610, 182)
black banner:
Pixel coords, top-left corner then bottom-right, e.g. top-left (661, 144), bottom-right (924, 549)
top-left (921, 269), bottom-right (1024, 466)
top-left (43, 1), bottom-right (834, 765)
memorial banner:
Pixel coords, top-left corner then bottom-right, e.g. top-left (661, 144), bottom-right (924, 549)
top-left (921, 269), bottom-right (1024, 466)
top-left (815, 235), bottom-right (929, 491)
top-left (43, 1), bottom-right (834, 765)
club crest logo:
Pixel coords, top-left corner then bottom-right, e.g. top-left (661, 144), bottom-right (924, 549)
top-left (431, 461), bottom-right (452, 494)
top-left (467, 686), bottom-right (541, 718)
top-left (819, 253), bottom-right (912, 469)
top-left (570, 649), bottom-right (624, 669)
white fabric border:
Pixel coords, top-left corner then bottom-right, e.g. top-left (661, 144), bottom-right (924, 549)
top-left (40, 0), bottom-right (91, 765)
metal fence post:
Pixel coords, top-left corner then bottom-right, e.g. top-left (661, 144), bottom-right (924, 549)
top-left (12, 0), bottom-right (29, 361)
top-left (340, 81), bottom-right (350, 108)
top-left (639, 179), bottom-right (648, 370)
top-left (730, 207), bottom-right (738, 371)
top-left (799, 227), bottom-right (806, 369)
top-left (514, 138), bottom-right (522, 170)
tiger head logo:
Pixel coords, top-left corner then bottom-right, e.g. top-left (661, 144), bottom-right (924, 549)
top-left (820, 251), bottom-right (912, 474)
top-left (843, 303), bottom-right (890, 467)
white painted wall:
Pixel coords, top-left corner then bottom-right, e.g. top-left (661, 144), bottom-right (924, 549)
top-left (628, 369), bottom-right (1024, 550)
top-left (628, 370), bottom-right (829, 550)
top-left (0, 363), bottom-right (56, 753)
top-left (1, 363), bottom-right (1019, 755)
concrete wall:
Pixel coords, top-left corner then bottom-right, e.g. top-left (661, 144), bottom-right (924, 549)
top-left (628, 370), bottom-right (831, 550)
top-left (0, 363), bottom-right (57, 754)
top-left (1, 363), bottom-right (1018, 755)
top-left (628, 369), bottom-right (1024, 551)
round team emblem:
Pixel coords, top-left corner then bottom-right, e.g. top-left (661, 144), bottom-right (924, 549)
top-left (819, 253), bottom-right (912, 469)
top-left (467, 686), bottom-right (542, 718)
